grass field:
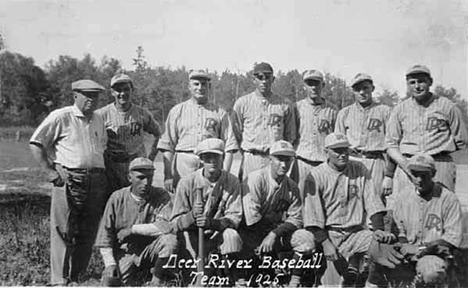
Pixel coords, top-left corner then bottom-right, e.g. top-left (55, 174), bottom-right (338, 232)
top-left (1, 137), bottom-right (468, 286)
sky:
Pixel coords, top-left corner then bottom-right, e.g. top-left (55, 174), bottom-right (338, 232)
top-left (1, 0), bottom-right (467, 97)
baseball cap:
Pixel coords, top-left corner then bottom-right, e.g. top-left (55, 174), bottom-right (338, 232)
top-left (71, 79), bottom-right (105, 92)
top-left (189, 70), bottom-right (211, 81)
top-left (269, 140), bottom-right (296, 157)
top-left (129, 157), bottom-right (155, 171)
top-left (407, 153), bottom-right (435, 172)
top-left (350, 73), bottom-right (373, 88)
top-left (406, 64), bottom-right (431, 77)
top-left (324, 133), bottom-right (351, 149)
top-left (303, 70), bottom-right (324, 82)
top-left (111, 73), bottom-right (133, 88)
top-left (253, 62), bottom-right (274, 75)
top-left (196, 138), bottom-right (225, 156)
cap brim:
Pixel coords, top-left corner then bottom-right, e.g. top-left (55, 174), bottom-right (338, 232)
top-left (304, 76), bottom-right (323, 82)
top-left (74, 89), bottom-right (103, 92)
top-left (111, 79), bottom-right (133, 87)
top-left (326, 143), bottom-right (351, 149)
top-left (130, 166), bottom-right (155, 171)
top-left (270, 151), bottom-right (296, 157)
top-left (408, 165), bottom-right (434, 172)
top-left (197, 149), bottom-right (224, 156)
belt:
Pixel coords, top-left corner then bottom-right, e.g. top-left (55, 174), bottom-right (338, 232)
top-left (63, 166), bottom-right (105, 174)
top-left (296, 156), bottom-right (323, 166)
top-left (327, 225), bottom-right (363, 234)
top-left (352, 150), bottom-right (384, 159)
top-left (244, 149), bottom-right (269, 156)
top-left (175, 150), bottom-right (195, 153)
top-left (403, 152), bottom-right (452, 161)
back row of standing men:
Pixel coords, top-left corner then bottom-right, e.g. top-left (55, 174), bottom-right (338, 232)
top-left (29, 61), bottom-right (467, 286)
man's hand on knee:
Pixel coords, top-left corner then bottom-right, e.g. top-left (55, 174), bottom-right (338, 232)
top-left (369, 241), bottom-right (403, 268)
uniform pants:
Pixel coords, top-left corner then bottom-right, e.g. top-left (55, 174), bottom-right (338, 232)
top-left (242, 152), bottom-right (269, 180)
top-left (179, 228), bottom-right (243, 258)
top-left (117, 234), bottom-right (178, 285)
top-left (173, 152), bottom-right (201, 188)
top-left (387, 155), bottom-right (456, 210)
top-left (321, 228), bottom-right (373, 286)
top-left (50, 169), bottom-right (108, 285)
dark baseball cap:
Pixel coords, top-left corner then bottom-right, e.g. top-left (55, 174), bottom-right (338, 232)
top-left (253, 62), bottom-right (273, 75)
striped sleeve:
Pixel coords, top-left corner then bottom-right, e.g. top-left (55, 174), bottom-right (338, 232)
top-left (385, 104), bottom-right (403, 150)
top-left (241, 172), bottom-right (264, 226)
top-left (221, 175), bottom-right (243, 228)
top-left (157, 105), bottom-right (180, 152)
top-left (170, 177), bottom-right (194, 231)
top-left (335, 107), bottom-right (348, 134)
top-left (441, 192), bottom-right (463, 247)
top-left (284, 101), bottom-right (297, 144)
top-left (392, 198), bottom-right (408, 241)
top-left (448, 104), bottom-right (468, 151)
top-left (220, 110), bottom-right (239, 152)
top-left (363, 171), bottom-right (386, 217)
top-left (302, 172), bottom-right (326, 228)
top-left (284, 181), bottom-right (303, 228)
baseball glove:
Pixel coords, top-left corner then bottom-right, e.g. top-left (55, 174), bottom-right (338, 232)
top-left (368, 240), bottom-right (403, 268)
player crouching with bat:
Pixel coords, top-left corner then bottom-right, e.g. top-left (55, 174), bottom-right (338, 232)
top-left (171, 138), bottom-right (243, 286)
top-left (96, 157), bottom-right (177, 286)
top-left (366, 153), bottom-right (463, 288)
top-left (241, 140), bottom-right (315, 287)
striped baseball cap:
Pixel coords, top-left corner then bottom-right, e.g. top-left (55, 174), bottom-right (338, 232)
top-left (406, 64), bottom-right (431, 77)
top-left (196, 138), bottom-right (225, 155)
top-left (303, 69), bottom-right (324, 82)
top-left (350, 73), bottom-right (373, 88)
top-left (129, 157), bottom-right (155, 171)
top-left (324, 132), bottom-right (351, 149)
top-left (270, 140), bottom-right (296, 157)
top-left (407, 153), bottom-right (435, 172)
top-left (111, 73), bottom-right (133, 88)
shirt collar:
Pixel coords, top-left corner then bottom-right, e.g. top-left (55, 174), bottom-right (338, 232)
top-left (355, 101), bottom-right (376, 111)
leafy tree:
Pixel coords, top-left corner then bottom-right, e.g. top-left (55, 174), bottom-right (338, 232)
top-left (376, 88), bottom-right (399, 108)
top-left (322, 73), bottom-right (354, 110)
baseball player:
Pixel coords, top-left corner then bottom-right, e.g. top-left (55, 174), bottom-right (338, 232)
top-left (158, 70), bottom-right (238, 191)
top-left (366, 153), bottom-right (463, 287)
top-left (302, 133), bottom-right (393, 286)
top-left (170, 138), bottom-right (243, 286)
top-left (233, 62), bottom-right (296, 179)
top-left (97, 72), bottom-right (161, 193)
top-left (29, 79), bottom-right (108, 285)
top-left (386, 65), bottom-right (468, 209)
top-left (291, 69), bottom-right (337, 194)
top-left (96, 157), bottom-right (177, 286)
top-left (241, 140), bottom-right (314, 287)
top-left (336, 73), bottom-right (392, 199)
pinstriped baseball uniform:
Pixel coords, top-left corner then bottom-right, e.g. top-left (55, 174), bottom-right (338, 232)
top-left (291, 99), bottom-right (337, 191)
top-left (158, 98), bottom-right (238, 186)
top-left (385, 94), bottom-right (468, 208)
top-left (171, 169), bottom-right (243, 255)
top-left (241, 167), bottom-right (310, 256)
top-left (303, 160), bottom-right (386, 285)
top-left (97, 103), bottom-right (161, 192)
top-left (393, 183), bottom-right (462, 247)
top-left (233, 91), bottom-right (296, 179)
top-left (336, 102), bottom-right (391, 197)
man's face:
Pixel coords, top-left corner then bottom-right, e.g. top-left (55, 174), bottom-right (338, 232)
top-left (112, 82), bottom-right (132, 108)
top-left (352, 80), bottom-right (374, 106)
top-left (270, 155), bottom-right (294, 178)
top-left (189, 78), bottom-right (210, 101)
top-left (254, 72), bottom-right (274, 95)
top-left (129, 169), bottom-right (154, 196)
top-left (304, 79), bottom-right (323, 100)
top-left (411, 169), bottom-right (434, 195)
top-left (406, 73), bottom-right (432, 101)
top-left (74, 90), bottom-right (100, 115)
top-left (200, 152), bottom-right (223, 174)
top-left (326, 147), bottom-right (349, 170)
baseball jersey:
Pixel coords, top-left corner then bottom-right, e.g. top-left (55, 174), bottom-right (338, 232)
top-left (171, 169), bottom-right (242, 231)
top-left (96, 103), bottom-right (161, 156)
top-left (95, 186), bottom-right (173, 248)
top-left (393, 183), bottom-right (462, 248)
top-left (158, 98), bottom-right (238, 153)
top-left (242, 167), bottom-right (302, 229)
top-left (303, 161), bottom-right (386, 229)
top-left (233, 91), bottom-right (297, 151)
top-left (336, 102), bottom-right (391, 152)
top-left (386, 94), bottom-right (468, 155)
top-left (30, 105), bottom-right (107, 168)
top-left (294, 99), bottom-right (337, 162)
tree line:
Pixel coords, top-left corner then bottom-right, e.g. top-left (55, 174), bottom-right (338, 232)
top-left (0, 46), bottom-right (467, 129)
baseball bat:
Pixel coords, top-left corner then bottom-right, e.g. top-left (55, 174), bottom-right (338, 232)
top-left (196, 188), bottom-right (205, 286)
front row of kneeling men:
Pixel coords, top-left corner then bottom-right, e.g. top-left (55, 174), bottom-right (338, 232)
top-left (97, 134), bottom-right (463, 287)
